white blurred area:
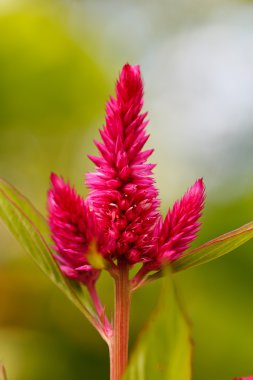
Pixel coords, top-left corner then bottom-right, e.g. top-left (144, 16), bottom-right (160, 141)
top-left (3, 0), bottom-right (253, 205)
top-left (77, 0), bottom-right (253, 205)
top-left (146, 7), bottom-right (253, 204)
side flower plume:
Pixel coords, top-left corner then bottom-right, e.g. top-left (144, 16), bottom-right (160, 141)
top-left (234, 377), bottom-right (253, 380)
top-left (48, 173), bottom-right (100, 285)
top-left (48, 63), bottom-right (205, 283)
top-left (155, 178), bottom-right (205, 266)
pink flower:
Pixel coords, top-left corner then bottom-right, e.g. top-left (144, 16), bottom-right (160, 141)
top-left (86, 64), bottom-right (160, 264)
top-left (48, 64), bottom-right (205, 283)
top-left (86, 63), bottom-right (205, 267)
top-left (234, 377), bottom-right (253, 380)
top-left (48, 173), bottom-right (100, 285)
top-left (153, 178), bottom-right (205, 267)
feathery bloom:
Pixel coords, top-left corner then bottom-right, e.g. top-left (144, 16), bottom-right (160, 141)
top-left (234, 378), bottom-right (253, 380)
top-left (152, 178), bottom-right (205, 268)
top-left (48, 63), bottom-right (205, 283)
top-left (48, 173), bottom-right (100, 285)
top-left (86, 64), bottom-right (160, 264)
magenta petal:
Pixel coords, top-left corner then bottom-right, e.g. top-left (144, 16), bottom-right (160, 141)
top-left (48, 64), bottom-right (206, 277)
top-left (86, 64), bottom-right (160, 264)
top-left (48, 173), bottom-right (99, 285)
top-left (152, 178), bottom-right (205, 268)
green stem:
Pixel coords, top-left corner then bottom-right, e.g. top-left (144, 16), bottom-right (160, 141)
top-left (110, 261), bottom-right (130, 380)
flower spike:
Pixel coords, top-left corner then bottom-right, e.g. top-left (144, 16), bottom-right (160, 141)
top-left (86, 64), bottom-right (160, 264)
top-left (48, 173), bottom-right (100, 285)
top-left (48, 65), bottom-right (205, 280)
top-left (158, 178), bottom-right (205, 265)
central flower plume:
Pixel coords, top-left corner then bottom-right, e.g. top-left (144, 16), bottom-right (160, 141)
top-left (48, 63), bottom-right (205, 285)
top-left (86, 64), bottom-right (160, 264)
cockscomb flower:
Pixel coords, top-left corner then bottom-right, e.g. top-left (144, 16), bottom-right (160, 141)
top-left (48, 173), bottom-right (100, 286)
top-left (234, 377), bottom-right (253, 380)
top-left (48, 63), bottom-right (205, 285)
top-left (86, 64), bottom-right (160, 264)
top-left (86, 63), bottom-right (205, 268)
top-left (152, 178), bottom-right (205, 268)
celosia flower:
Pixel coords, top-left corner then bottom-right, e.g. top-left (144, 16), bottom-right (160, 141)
top-left (151, 178), bottom-right (205, 269)
top-left (234, 377), bottom-right (253, 380)
top-left (86, 63), bottom-right (205, 268)
top-left (48, 173), bottom-right (100, 285)
top-left (48, 63), bottom-right (205, 283)
top-left (86, 64), bottom-right (160, 264)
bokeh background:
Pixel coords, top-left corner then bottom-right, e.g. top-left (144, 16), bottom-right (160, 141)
top-left (1, 0), bottom-right (253, 379)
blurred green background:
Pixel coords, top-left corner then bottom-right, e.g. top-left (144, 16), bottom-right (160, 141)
top-left (1, 0), bottom-right (253, 379)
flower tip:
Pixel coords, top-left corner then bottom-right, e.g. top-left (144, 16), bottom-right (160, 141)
top-left (196, 177), bottom-right (204, 187)
top-left (198, 177), bottom-right (204, 190)
top-left (121, 63), bottom-right (140, 76)
top-left (119, 63), bottom-right (142, 91)
top-left (191, 178), bottom-right (206, 199)
top-left (50, 172), bottom-right (57, 183)
top-left (50, 172), bottom-right (63, 189)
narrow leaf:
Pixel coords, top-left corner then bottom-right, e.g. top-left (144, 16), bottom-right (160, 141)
top-left (0, 182), bottom-right (105, 338)
top-left (124, 269), bottom-right (192, 380)
top-left (0, 178), bottom-right (49, 241)
top-left (172, 221), bottom-right (253, 272)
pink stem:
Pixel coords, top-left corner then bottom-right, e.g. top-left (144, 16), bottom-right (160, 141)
top-left (130, 264), bottom-right (150, 290)
top-left (87, 282), bottom-right (112, 340)
top-left (110, 261), bottom-right (131, 380)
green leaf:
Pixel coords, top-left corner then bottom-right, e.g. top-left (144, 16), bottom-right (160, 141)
top-left (124, 269), bottom-right (192, 380)
top-left (0, 178), bottom-right (49, 240)
top-left (172, 221), bottom-right (253, 272)
top-left (0, 179), bottom-right (103, 336)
